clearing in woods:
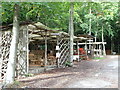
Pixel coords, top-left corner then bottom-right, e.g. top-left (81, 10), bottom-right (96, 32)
top-left (18, 55), bottom-right (118, 88)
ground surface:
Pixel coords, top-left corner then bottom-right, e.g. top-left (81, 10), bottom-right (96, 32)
top-left (18, 55), bottom-right (118, 88)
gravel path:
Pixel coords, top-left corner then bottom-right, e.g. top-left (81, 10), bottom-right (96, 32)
top-left (19, 55), bottom-right (118, 88)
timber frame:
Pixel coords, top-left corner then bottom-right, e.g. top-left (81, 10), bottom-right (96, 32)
top-left (0, 21), bottom-right (106, 84)
top-left (0, 22), bottom-right (72, 82)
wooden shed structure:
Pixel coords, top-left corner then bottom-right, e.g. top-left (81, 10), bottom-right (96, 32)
top-left (0, 21), bottom-right (106, 84)
top-left (0, 22), bottom-right (87, 83)
top-left (74, 34), bottom-right (106, 59)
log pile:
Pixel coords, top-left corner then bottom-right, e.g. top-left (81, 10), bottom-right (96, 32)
top-left (29, 50), bottom-right (56, 66)
top-left (48, 55), bottom-right (56, 65)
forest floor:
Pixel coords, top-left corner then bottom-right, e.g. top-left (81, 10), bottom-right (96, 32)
top-left (11, 55), bottom-right (119, 88)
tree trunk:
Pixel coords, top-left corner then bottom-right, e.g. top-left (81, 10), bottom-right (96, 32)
top-left (95, 21), bottom-right (98, 42)
top-left (89, 6), bottom-right (92, 35)
top-left (26, 26), bottom-right (29, 73)
top-left (5, 4), bottom-right (19, 84)
top-left (44, 31), bottom-right (47, 71)
top-left (111, 36), bottom-right (113, 54)
top-left (69, 2), bottom-right (74, 64)
top-left (102, 25), bottom-right (106, 56)
top-left (88, 4), bottom-right (92, 50)
top-left (0, 32), bottom-right (2, 80)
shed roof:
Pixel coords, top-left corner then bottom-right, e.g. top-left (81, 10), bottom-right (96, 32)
top-left (0, 21), bottom-right (87, 42)
top-left (0, 21), bottom-right (32, 31)
top-left (77, 34), bottom-right (94, 39)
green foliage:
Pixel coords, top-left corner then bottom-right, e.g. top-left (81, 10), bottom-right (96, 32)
top-left (1, 2), bottom-right (14, 24)
top-left (1, 2), bottom-right (119, 52)
top-left (93, 57), bottom-right (105, 60)
top-left (13, 80), bottom-right (20, 85)
top-left (24, 73), bottom-right (34, 77)
top-left (6, 80), bottom-right (22, 88)
top-left (64, 61), bottom-right (73, 67)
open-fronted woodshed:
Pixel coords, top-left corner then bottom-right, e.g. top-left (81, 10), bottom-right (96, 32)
top-left (73, 34), bottom-right (106, 60)
top-left (0, 22), bottom-right (70, 81)
top-left (0, 21), bottom-right (84, 83)
top-left (0, 21), bottom-right (106, 84)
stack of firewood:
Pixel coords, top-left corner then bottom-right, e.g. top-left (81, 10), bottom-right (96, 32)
top-left (47, 55), bottom-right (56, 65)
top-left (29, 50), bottom-right (56, 66)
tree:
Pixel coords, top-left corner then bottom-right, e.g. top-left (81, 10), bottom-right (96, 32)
top-left (5, 3), bottom-right (20, 84)
top-left (1, 2), bottom-right (119, 54)
top-left (69, 2), bottom-right (74, 64)
top-left (88, 3), bottom-right (92, 35)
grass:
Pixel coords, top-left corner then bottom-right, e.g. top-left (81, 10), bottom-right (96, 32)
top-left (4, 73), bottom-right (34, 88)
top-left (92, 57), bottom-right (105, 60)
top-left (5, 80), bottom-right (23, 88)
top-left (24, 73), bottom-right (34, 77)
top-left (64, 61), bottom-right (73, 67)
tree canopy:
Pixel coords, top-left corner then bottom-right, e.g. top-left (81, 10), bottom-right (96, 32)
top-left (1, 2), bottom-right (120, 53)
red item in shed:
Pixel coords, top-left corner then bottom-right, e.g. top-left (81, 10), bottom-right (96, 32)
top-left (79, 48), bottom-right (83, 51)
top-left (79, 48), bottom-right (86, 54)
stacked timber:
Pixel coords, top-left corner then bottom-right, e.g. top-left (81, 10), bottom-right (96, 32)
top-left (48, 54), bottom-right (56, 65)
top-left (29, 53), bottom-right (44, 66)
top-left (29, 50), bottom-right (56, 66)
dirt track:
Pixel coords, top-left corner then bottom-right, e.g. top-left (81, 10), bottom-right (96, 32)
top-left (19, 55), bottom-right (118, 88)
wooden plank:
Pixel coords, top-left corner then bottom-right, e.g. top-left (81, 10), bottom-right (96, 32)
top-left (51, 33), bottom-right (61, 36)
top-left (77, 41), bottom-right (80, 61)
top-left (29, 64), bottom-right (55, 67)
top-left (74, 42), bottom-right (106, 45)
top-left (60, 40), bottom-right (67, 49)
top-left (61, 51), bottom-right (69, 65)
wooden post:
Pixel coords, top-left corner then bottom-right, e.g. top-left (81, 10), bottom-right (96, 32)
top-left (69, 2), bottom-right (74, 65)
top-left (96, 44), bottom-right (97, 57)
top-left (56, 37), bottom-right (60, 68)
top-left (77, 41), bottom-right (80, 61)
top-left (44, 31), bottom-right (47, 71)
top-left (85, 41), bottom-right (88, 59)
top-left (85, 41), bottom-right (87, 52)
top-left (97, 44), bottom-right (99, 57)
top-left (100, 44), bottom-right (102, 56)
top-left (95, 37), bottom-right (96, 42)
top-left (94, 44), bottom-right (96, 57)
top-left (96, 44), bottom-right (98, 56)
top-left (98, 44), bottom-right (100, 57)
